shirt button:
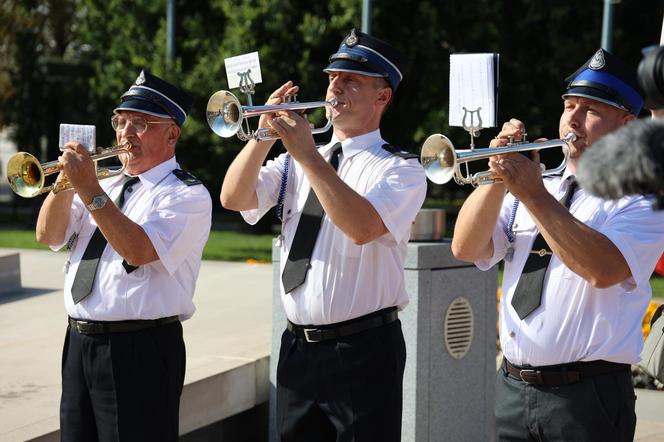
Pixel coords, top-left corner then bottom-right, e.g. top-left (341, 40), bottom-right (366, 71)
top-left (509, 331), bottom-right (515, 338)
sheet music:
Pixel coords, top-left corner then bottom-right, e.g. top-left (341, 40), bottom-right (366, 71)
top-left (224, 52), bottom-right (263, 89)
top-left (59, 124), bottom-right (96, 153)
top-left (449, 53), bottom-right (499, 128)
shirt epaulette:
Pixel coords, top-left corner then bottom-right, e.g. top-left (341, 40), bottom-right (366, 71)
top-left (381, 143), bottom-right (418, 159)
top-left (172, 169), bottom-right (202, 186)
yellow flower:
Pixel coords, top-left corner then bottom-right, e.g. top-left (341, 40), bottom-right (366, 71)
top-left (643, 301), bottom-right (662, 339)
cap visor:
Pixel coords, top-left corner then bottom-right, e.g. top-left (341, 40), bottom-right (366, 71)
top-left (562, 86), bottom-right (628, 112)
top-left (323, 59), bottom-right (385, 78)
top-left (114, 97), bottom-right (172, 120)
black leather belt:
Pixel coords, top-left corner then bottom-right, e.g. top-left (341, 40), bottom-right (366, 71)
top-left (68, 316), bottom-right (179, 335)
top-left (504, 358), bottom-right (629, 385)
top-left (287, 307), bottom-right (398, 343)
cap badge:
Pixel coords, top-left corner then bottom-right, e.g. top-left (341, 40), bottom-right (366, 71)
top-left (589, 50), bottom-right (605, 70)
top-left (135, 71), bottom-right (146, 85)
top-left (345, 29), bottom-right (359, 47)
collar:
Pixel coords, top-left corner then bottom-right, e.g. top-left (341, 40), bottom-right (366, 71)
top-left (129, 156), bottom-right (178, 191)
top-left (326, 129), bottom-right (384, 158)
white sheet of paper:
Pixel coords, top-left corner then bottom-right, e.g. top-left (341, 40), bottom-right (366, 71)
top-left (59, 124), bottom-right (96, 152)
top-left (224, 52), bottom-right (263, 89)
top-left (449, 53), bottom-right (499, 128)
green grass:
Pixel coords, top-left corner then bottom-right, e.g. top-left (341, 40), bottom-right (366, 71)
top-left (202, 230), bottom-right (273, 262)
top-left (0, 228), bottom-right (273, 262)
top-left (0, 229), bottom-right (49, 250)
top-left (1, 228), bottom-right (663, 299)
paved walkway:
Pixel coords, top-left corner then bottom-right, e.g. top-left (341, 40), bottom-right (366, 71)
top-left (0, 248), bottom-right (662, 441)
top-left (0, 248), bottom-right (273, 441)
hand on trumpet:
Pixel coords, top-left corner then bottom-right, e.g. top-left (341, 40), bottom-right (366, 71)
top-left (257, 81), bottom-right (300, 138)
top-left (487, 119), bottom-right (548, 204)
top-left (269, 110), bottom-right (318, 165)
top-left (58, 142), bottom-right (103, 196)
top-left (490, 118), bottom-right (526, 148)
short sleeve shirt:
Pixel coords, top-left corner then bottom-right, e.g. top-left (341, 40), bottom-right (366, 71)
top-left (477, 170), bottom-right (664, 366)
top-left (242, 129), bottom-right (427, 325)
top-left (56, 156), bottom-right (212, 321)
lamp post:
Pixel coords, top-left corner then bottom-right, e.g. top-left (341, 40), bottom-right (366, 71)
top-left (362, 0), bottom-right (372, 35)
top-left (167, 0), bottom-right (175, 66)
top-left (601, 0), bottom-right (621, 52)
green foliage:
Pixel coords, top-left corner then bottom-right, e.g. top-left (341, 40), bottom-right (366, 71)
top-left (2, 0), bottom-right (664, 208)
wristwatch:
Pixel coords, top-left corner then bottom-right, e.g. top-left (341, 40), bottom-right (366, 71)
top-left (86, 194), bottom-right (110, 211)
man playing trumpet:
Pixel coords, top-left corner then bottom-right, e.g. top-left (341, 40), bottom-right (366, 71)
top-left (221, 29), bottom-right (426, 442)
top-left (452, 49), bottom-right (664, 441)
top-left (36, 71), bottom-right (211, 442)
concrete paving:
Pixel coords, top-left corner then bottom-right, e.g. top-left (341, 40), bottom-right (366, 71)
top-left (0, 248), bottom-right (273, 442)
top-left (0, 247), bottom-right (663, 441)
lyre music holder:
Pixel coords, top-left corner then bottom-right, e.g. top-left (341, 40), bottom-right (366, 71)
top-left (462, 106), bottom-right (482, 149)
top-left (237, 69), bottom-right (256, 137)
top-left (461, 106), bottom-right (483, 182)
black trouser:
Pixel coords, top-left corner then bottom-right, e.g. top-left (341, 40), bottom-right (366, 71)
top-left (60, 321), bottom-right (185, 442)
top-left (495, 362), bottom-right (636, 442)
top-left (276, 318), bottom-right (406, 442)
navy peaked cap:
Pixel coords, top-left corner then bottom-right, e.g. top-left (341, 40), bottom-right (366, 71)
top-left (324, 29), bottom-right (406, 91)
top-left (562, 49), bottom-right (644, 115)
top-left (115, 70), bottom-right (193, 127)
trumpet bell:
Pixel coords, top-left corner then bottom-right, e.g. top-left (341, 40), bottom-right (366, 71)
top-left (7, 152), bottom-right (45, 198)
top-left (421, 134), bottom-right (457, 184)
top-left (207, 90), bottom-right (242, 138)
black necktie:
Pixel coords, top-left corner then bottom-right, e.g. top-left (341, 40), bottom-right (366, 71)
top-left (71, 175), bottom-right (140, 304)
top-left (281, 143), bottom-right (342, 294)
top-left (511, 176), bottom-right (578, 319)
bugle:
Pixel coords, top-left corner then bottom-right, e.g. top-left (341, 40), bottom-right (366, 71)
top-left (7, 141), bottom-right (132, 198)
top-left (206, 90), bottom-right (336, 141)
top-left (421, 132), bottom-right (577, 186)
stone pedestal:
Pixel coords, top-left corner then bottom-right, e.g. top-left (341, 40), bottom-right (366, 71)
top-left (269, 241), bottom-right (497, 442)
top-left (0, 253), bottom-right (21, 296)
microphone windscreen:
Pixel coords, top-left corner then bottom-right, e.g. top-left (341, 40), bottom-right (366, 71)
top-left (577, 119), bottom-right (664, 199)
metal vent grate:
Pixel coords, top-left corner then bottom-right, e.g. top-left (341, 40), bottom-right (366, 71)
top-left (444, 297), bottom-right (474, 359)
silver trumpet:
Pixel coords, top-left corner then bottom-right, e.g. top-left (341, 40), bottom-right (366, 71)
top-left (206, 90), bottom-right (337, 141)
top-left (420, 132), bottom-right (577, 186)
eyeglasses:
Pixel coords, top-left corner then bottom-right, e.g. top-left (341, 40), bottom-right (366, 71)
top-left (111, 115), bottom-right (173, 134)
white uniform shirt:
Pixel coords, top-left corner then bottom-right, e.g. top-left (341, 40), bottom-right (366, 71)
top-left (242, 129), bottom-right (427, 325)
top-left (54, 156), bottom-right (212, 321)
top-left (477, 170), bottom-right (664, 366)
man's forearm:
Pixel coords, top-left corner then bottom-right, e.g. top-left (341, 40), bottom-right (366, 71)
top-left (220, 139), bottom-right (274, 211)
top-left (300, 155), bottom-right (387, 244)
top-left (451, 184), bottom-right (507, 262)
top-left (36, 190), bottom-right (76, 246)
top-left (524, 195), bottom-right (631, 288)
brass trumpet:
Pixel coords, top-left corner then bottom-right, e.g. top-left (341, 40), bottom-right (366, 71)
top-left (206, 90), bottom-right (336, 141)
top-left (7, 141), bottom-right (131, 198)
top-left (421, 132), bottom-right (577, 186)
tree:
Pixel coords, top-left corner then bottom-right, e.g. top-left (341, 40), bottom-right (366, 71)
top-left (3, 0), bottom-right (664, 222)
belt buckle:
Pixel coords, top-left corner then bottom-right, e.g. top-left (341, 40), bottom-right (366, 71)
top-left (75, 320), bottom-right (103, 334)
top-left (303, 328), bottom-right (322, 343)
top-left (519, 369), bottom-right (543, 384)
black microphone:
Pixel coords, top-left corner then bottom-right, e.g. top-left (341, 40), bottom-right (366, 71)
top-left (576, 119), bottom-right (664, 209)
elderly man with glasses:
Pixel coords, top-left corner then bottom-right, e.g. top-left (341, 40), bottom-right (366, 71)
top-left (36, 70), bottom-right (212, 442)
